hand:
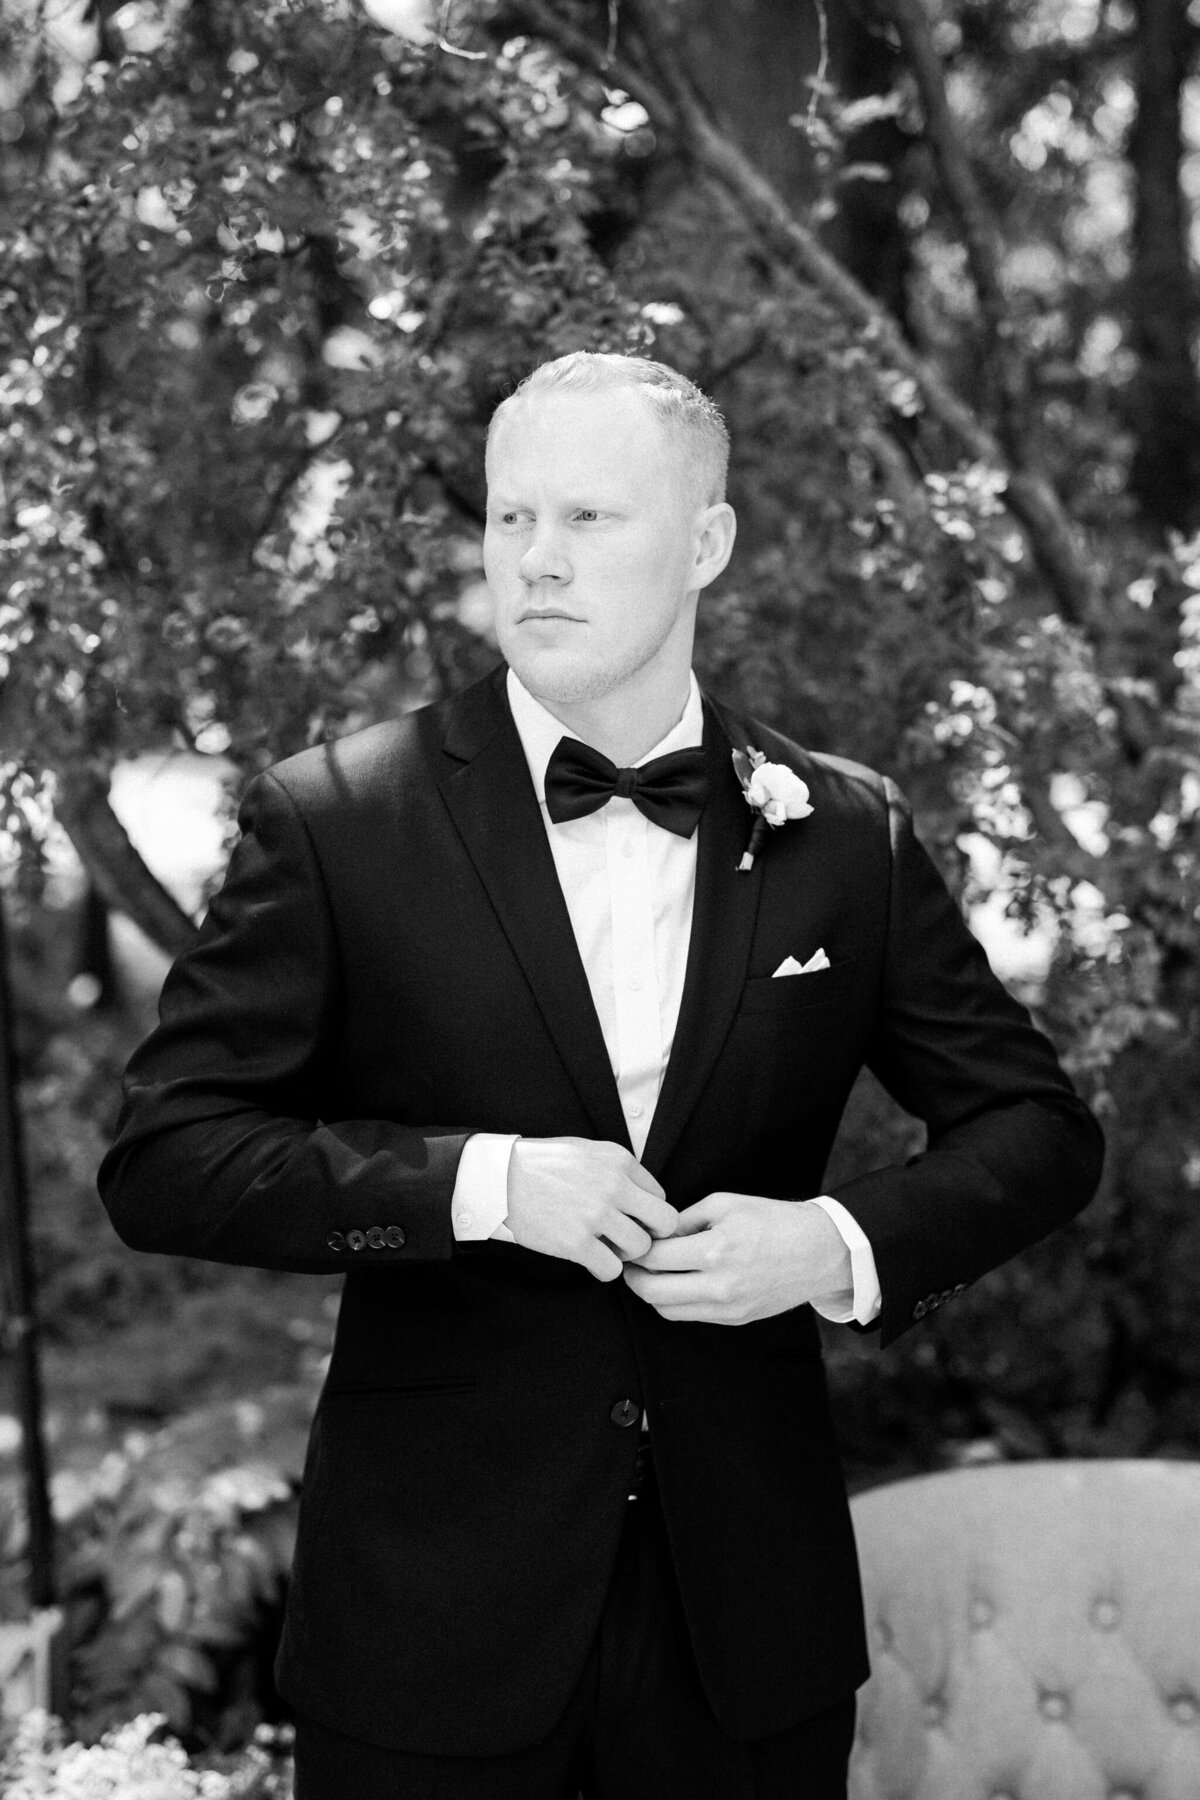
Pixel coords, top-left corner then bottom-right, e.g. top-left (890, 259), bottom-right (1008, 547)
top-left (622, 1192), bottom-right (853, 1324)
top-left (505, 1137), bottom-right (677, 1281)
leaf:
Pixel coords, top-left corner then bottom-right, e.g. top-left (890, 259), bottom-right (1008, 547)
top-left (138, 1669), bottom-right (193, 1732)
top-left (110, 1558), bottom-right (163, 1621)
top-left (157, 1639), bottom-right (220, 1693)
top-left (157, 1568), bottom-right (190, 1633)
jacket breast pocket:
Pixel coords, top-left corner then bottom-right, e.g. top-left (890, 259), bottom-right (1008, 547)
top-left (736, 958), bottom-right (858, 1017)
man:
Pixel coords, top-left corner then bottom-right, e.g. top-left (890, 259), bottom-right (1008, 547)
top-left (99, 353), bottom-right (1103, 1799)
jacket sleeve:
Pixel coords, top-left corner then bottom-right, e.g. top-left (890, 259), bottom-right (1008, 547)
top-left (97, 770), bottom-right (470, 1273)
top-left (826, 778), bottom-right (1104, 1346)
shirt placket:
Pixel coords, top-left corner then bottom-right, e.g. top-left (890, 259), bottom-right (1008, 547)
top-left (604, 800), bottom-right (664, 1160)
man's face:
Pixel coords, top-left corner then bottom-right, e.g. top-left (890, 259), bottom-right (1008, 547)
top-left (483, 387), bottom-right (709, 711)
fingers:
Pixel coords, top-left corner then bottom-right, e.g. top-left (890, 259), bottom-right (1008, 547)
top-left (599, 1214), bottom-right (654, 1264)
top-left (584, 1240), bottom-right (627, 1283)
top-left (627, 1232), bottom-right (711, 1272)
top-left (622, 1188), bottom-right (679, 1240)
top-left (623, 1268), bottom-right (715, 1308)
top-left (622, 1162), bottom-right (676, 1238)
top-left (625, 1158), bottom-right (666, 1199)
top-left (670, 1193), bottom-right (733, 1234)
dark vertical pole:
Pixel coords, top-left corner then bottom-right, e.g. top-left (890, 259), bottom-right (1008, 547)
top-left (0, 890), bottom-right (56, 1609)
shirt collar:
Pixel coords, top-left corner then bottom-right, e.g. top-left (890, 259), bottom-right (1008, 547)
top-left (506, 667), bottom-right (704, 805)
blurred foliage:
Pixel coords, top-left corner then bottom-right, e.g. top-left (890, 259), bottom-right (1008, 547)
top-left (2, 1386), bottom-right (310, 1748)
top-left (8, 886), bottom-right (338, 1424)
top-left (0, 0), bottom-right (1198, 1648)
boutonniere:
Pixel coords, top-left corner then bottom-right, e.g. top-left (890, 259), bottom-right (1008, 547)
top-left (732, 747), bottom-right (813, 871)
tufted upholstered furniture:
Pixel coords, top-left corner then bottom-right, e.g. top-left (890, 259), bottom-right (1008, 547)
top-left (847, 1460), bottom-right (1200, 1800)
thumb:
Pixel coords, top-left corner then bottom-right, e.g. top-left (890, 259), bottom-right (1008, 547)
top-left (672, 1192), bottom-right (732, 1235)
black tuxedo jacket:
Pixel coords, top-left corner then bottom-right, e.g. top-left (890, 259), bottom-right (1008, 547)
top-left (99, 665), bottom-right (1102, 1756)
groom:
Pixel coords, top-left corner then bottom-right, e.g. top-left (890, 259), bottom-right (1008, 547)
top-left (99, 352), bottom-right (1103, 1798)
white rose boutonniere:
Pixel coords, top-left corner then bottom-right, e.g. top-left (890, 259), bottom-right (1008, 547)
top-left (732, 746), bottom-right (813, 871)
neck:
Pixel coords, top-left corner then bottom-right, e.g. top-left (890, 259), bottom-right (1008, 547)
top-left (537, 673), bottom-right (694, 765)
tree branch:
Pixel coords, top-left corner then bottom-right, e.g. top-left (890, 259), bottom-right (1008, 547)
top-left (498, 0), bottom-right (1099, 627)
top-left (53, 767), bottom-right (201, 958)
top-left (879, 0), bottom-right (1027, 460)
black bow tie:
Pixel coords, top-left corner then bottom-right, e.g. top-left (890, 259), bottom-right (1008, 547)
top-left (543, 737), bottom-right (709, 838)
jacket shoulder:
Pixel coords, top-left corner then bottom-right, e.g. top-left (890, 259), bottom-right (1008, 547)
top-left (264, 714), bottom-right (424, 810)
top-left (255, 676), bottom-right (491, 817)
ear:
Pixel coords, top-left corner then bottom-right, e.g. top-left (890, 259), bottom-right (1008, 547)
top-left (691, 503), bottom-right (737, 592)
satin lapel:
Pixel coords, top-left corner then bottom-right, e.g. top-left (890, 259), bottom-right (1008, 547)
top-left (438, 670), bottom-right (631, 1150)
top-left (641, 696), bottom-right (763, 1180)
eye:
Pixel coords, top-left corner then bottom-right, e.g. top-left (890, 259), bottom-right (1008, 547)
top-left (574, 508), bottom-right (601, 523)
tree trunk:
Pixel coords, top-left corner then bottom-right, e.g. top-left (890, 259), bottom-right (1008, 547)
top-left (1126, 0), bottom-right (1200, 532)
top-left (678, 0), bottom-right (912, 321)
top-left (54, 771), bottom-right (201, 961)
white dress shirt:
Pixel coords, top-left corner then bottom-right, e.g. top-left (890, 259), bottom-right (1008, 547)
top-left (449, 669), bottom-right (881, 1326)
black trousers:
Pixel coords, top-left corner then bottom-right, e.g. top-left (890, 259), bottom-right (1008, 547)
top-left (293, 1448), bottom-right (856, 1800)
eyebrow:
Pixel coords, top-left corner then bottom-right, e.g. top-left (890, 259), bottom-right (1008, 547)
top-left (486, 490), bottom-right (621, 509)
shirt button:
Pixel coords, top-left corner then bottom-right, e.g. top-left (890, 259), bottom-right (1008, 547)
top-left (454, 1211), bottom-right (474, 1233)
top-left (610, 1399), bottom-right (639, 1429)
top-left (622, 839), bottom-right (636, 859)
top-left (626, 1100), bottom-right (644, 1119)
top-left (629, 972), bottom-right (644, 991)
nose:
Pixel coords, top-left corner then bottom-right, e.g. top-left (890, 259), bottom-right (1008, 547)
top-left (518, 525), bottom-right (570, 585)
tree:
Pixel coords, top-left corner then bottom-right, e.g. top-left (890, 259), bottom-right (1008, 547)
top-left (2, 0), bottom-right (1199, 1466)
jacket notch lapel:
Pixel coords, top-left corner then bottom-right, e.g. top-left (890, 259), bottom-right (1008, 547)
top-left (438, 673), bottom-right (631, 1150)
top-left (641, 698), bottom-right (764, 1179)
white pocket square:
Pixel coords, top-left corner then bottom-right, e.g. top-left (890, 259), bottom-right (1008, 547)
top-left (772, 948), bottom-right (831, 977)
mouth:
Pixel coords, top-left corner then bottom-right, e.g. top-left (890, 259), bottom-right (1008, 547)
top-left (517, 609), bottom-right (582, 625)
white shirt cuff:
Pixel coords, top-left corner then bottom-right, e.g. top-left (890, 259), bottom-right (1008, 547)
top-left (807, 1195), bottom-right (882, 1326)
top-left (451, 1134), bottom-right (519, 1242)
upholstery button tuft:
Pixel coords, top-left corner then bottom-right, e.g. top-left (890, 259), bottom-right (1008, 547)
top-left (1090, 1597), bottom-right (1120, 1630)
top-left (365, 1226), bottom-right (386, 1248)
top-left (384, 1225), bottom-right (406, 1248)
top-left (1040, 1691), bottom-right (1069, 1721)
top-left (1170, 1694), bottom-right (1199, 1724)
top-left (610, 1398), bottom-right (639, 1428)
top-left (346, 1229), bottom-right (367, 1251)
top-left (326, 1232), bottom-right (346, 1252)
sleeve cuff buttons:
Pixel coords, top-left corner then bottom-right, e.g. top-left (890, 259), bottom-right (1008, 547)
top-left (327, 1225), bottom-right (407, 1253)
top-left (913, 1282), bottom-right (966, 1321)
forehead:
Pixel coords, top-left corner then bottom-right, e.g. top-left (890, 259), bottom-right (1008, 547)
top-left (486, 387), bottom-right (682, 492)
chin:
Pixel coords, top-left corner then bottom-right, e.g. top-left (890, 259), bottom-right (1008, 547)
top-left (503, 645), bottom-right (607, 707)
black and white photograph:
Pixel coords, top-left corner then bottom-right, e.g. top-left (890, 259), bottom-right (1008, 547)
top-left (1, 0), bottom-right (1197, 1794)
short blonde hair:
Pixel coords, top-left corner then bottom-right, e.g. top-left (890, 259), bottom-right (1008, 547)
top-left (488, 352), bottom-right (729, 507)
